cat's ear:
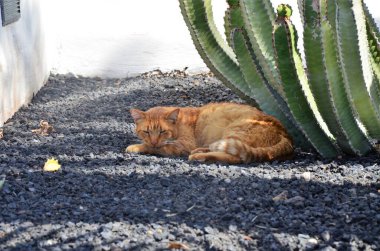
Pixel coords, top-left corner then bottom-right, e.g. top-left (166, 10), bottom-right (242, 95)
top-left (130, 109), bottom-right (145, 123)
top-left (166, 109), bottom-right (180, 123)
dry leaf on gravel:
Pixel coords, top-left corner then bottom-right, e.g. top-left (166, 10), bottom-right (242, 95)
top-left (272, 190), bottom-right (288, 202)
top-left (285, 196), bottom-right (306, 206)
top-left (243, 235), bottom-right (254, 241)
top-left (43, 158), bottom-right (61, 172)
top-left (32, 120), bottom-right (54, 136)
top-left (168, 242), bottom-right (190, 250)
top-left (0, 128), bottom-right (3, 139)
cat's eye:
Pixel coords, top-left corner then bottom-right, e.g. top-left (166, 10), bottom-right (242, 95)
top-left (143, 130), bottom-right (149, 134)
top-left (160, 130), bottom-right (166, 134)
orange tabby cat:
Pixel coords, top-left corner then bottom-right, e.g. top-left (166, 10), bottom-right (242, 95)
top-left (126, 103), bottom-right (294, 164)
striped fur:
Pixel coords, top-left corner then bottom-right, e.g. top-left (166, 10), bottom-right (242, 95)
top-left (127, 102), bottom-right (294, 164)
top-left (209, 135), bottom-right (293, 163)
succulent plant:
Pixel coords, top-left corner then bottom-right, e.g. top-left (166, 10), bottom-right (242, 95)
top-left (179, 0), bottom-right (380, 157)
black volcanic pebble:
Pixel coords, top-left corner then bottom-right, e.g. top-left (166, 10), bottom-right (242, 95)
top-left (0, 73), bottom-right (379, 250)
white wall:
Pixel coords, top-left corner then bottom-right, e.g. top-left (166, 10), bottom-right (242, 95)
top-left (44, 0), bottom-right (380, 78)
top-left (0, 0), bottom-right (50, 126)
top-left (44, 0), bottom-right (209, 78)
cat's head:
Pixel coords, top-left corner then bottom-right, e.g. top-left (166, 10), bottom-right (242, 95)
top-left (130, 107), bottom-right (180, 148)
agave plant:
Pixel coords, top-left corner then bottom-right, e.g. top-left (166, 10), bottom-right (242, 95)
top-left (179, 0), bottom-right (380, 158)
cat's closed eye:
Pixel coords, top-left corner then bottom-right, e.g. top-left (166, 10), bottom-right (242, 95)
top-left (160, 130), bottom-right (166, 134)
top-left (143, 130), bottom-right (149, 134)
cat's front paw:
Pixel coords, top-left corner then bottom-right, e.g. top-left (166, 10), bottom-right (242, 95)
top-left (126, 144), bottom-right (146, 153)
top-left (191, 147), bottom-right (210, 154)
top-left (188, 153), bottom-right (207, 162)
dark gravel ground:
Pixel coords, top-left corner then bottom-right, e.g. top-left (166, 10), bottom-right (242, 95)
top-left (0, 73), bottom-right (379, 251)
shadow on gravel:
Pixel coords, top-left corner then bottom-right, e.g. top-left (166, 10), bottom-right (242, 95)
top-left (1, 75), bottom-right (379, 249)
top-left (1, 160), bottom-right (379, 246)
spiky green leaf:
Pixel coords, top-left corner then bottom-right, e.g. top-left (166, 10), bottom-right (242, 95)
top-left (178, 0), bottom-right (257, 106)
top-left (224, 4), bottom-right (244, 47)
top-left (301, 0), bottom-right (372, 155)
top-left (239, 0), bottom-right (283, 96)
top-left (231, 28), bottom-right (310, 147)
top-left (321, 20), bottom-right (373, 155)
top-left (336, 0), bottom-right (380, 139)
top-left (273, 19), bottom-right (338, 157)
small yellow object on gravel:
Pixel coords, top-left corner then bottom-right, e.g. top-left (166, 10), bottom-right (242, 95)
top-left (43, 158), bottom-right (61, 172)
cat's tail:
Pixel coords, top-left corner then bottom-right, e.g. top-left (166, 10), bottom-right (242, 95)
top-left (209, 135), bottom-right (294, 162)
